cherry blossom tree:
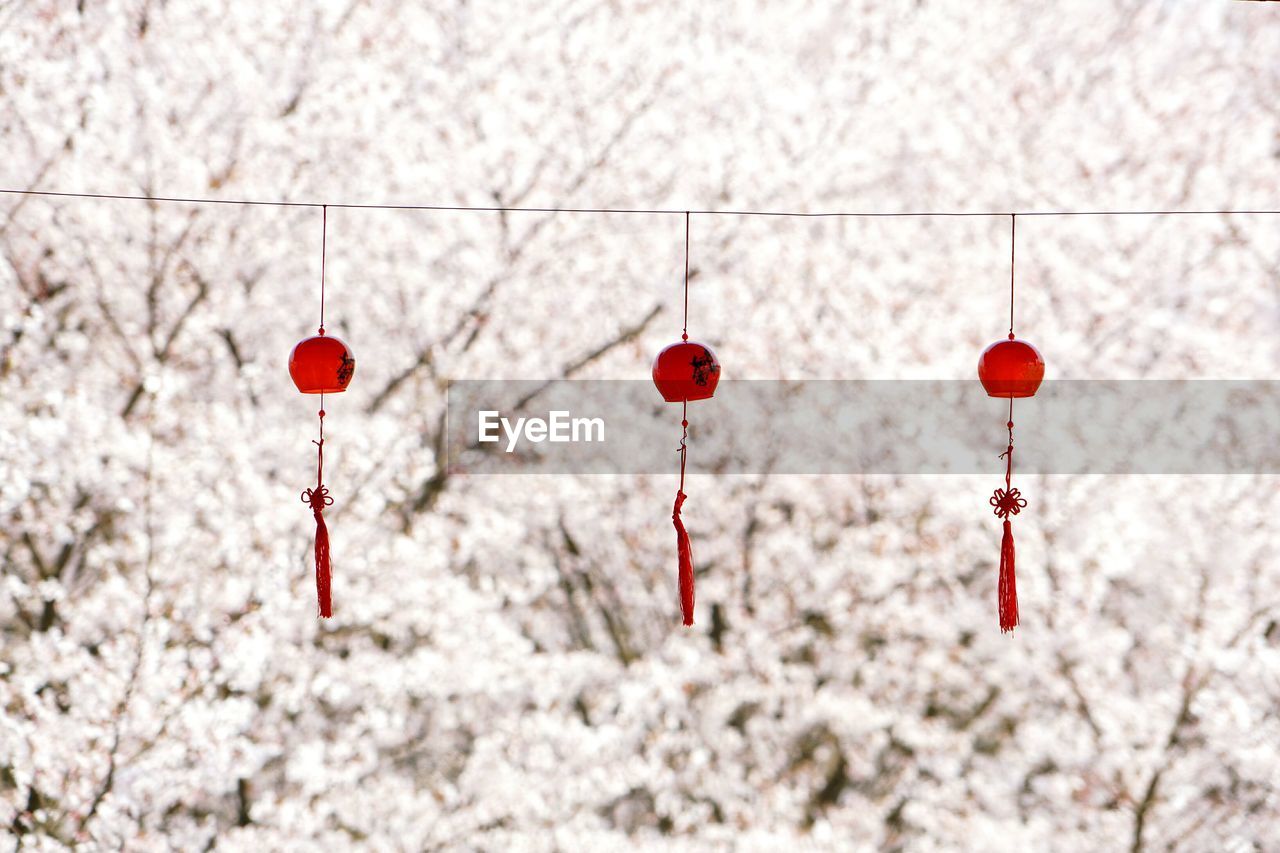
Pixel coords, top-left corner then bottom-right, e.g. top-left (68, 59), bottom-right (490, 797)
top-left (2, 1), bottom-right (1279, 849)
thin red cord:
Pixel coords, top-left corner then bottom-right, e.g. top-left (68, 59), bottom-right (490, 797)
top-left (317, 398), bottom-right (325, 481)
top-left (1005, 398), bottom-right (1013, 489)
top-left (989, 400), bottom-right (1026, 516)
top-left (682, 211), bottom-right (690, 341)
top-left (1008, 213), bottom-right (1016, 339)
top-left (319, 205), bottom-right (328, 335)
top-left (305, 401), bottom-right (328, 504)
top-left (679, 400), bottom-right (688, 492)
top-left (994, 398), bottom-right (1018, 509)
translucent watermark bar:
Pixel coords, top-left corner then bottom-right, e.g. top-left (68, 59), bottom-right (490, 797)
top-left (445, 381), bottom-right (1280, 475)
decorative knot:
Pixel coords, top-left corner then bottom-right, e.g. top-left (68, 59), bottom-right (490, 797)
top-left (302, 484), bottom-right (334, 516)
top-left (989, 487), bottom-right (1026, 519)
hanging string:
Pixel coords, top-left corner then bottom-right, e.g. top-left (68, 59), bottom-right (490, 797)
top-left (988, 397), bottom-right (1018, 512)
top-left (4, 187), bottom-right (1279, 218)
top-left (317, 402), bottom-right (325, 480)
top-left (1008, 213), bottom-right (1016, 339)
top-left (682, 211), bottom-right (690, 341)
top-left (319, 204), bottom-right (328, 335)
top-left (678, 400), bottom-right (688, 492)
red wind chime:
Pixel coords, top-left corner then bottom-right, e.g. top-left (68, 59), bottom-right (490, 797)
top-left (977, 214), bottom-right (1044, 633)
top-left (652, 213), bottom-right (720, 626)
top-left (288, 206), bottom-right (356, 618)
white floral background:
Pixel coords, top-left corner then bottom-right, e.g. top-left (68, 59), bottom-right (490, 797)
top-left (2, 1), bottom-right (1279, 850)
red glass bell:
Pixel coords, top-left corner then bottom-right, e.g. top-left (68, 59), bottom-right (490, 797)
top-left (978, 337), bottom-right (1044, 398)
top-left (652, 341), bottom-right (720, 402)
top-left (289, 334), bottom-right (355, 394)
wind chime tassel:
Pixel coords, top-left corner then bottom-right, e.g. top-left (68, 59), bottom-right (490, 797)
top-left (673, 409), bottom-right (695, 625)
top-left (998, 519), bottom-right (1018, 633)
top-left (989, 405), bottom-right (1026, 633)
top-left (302, 409), bottom-right (335, 618)
top-left (673, 490), bottom-right (694, 626)
top-left (312, 501), bottom-right (332, 618)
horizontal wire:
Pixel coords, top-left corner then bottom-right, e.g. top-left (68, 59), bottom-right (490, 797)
top-left (2, 187), bottom-right (1279, 218)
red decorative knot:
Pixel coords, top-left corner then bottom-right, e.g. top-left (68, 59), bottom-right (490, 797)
top-left (302, 485), bottom-right (333, 516)
top-left (989, 487), bottom-right (1027, 519)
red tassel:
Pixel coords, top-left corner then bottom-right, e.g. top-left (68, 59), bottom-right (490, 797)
top-left (302, 436), bottom-right (334, 619)
top-left (313, 506), bottom-right (332, 618)
top-left (672, 490), bottom-right (694, 626)
top-left (998, 519), bottom-right (1018, 633)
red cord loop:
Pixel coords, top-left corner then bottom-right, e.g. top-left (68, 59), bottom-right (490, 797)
top-left (989, 487), bottom-right (1026, 519)
top-left (302, 484), bottom-right (333, 513)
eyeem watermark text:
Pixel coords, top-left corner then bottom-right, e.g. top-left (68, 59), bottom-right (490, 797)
top-left (477, 410), bottom-right (606, 452)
